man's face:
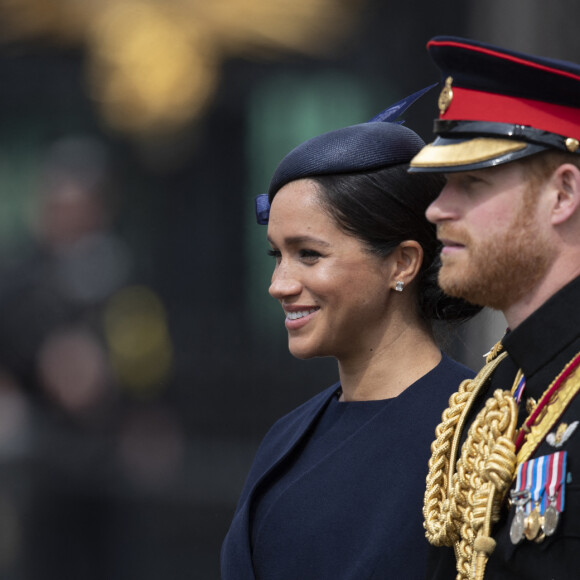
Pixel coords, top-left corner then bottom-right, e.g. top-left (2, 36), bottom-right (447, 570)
top-left (425, 161), bottom-right (554, 311)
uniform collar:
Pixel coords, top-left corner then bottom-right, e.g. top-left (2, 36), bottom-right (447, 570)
top-left (502, 274), bottom-right (580, 380)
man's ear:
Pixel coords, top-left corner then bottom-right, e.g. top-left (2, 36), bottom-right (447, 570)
top-left (550, 163), bottom-right (580, 226)
top-left (388, 240), bottom-right (423, 290)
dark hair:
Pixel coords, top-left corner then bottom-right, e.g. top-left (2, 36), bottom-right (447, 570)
top-left (303, 164), bottom-right (481, 322)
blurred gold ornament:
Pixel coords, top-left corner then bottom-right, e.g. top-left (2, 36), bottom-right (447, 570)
top-left (86, 2), bottom-right (219, 136)
top-left (0, 0), bottom-right (364, 137)
top-left (104, 285), bottom-right (173, 394)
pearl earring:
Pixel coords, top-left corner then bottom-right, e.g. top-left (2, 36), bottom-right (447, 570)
top-left (395, 280), bottom-right (404, 292)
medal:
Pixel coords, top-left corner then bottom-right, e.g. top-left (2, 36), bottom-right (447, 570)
top-left (510, 451), bottom-right (567, 543)
top-left (509, 489), bottom-right (529, 545)
top-left (524, 504), bottom-right (541, 540)
top-left (510, 509), bottom-right (526, 544)
top-left (543, 498), bottom-right (560, 536)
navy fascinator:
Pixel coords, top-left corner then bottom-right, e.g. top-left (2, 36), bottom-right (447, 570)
top-left (255, 84), bottom-right (436, 225)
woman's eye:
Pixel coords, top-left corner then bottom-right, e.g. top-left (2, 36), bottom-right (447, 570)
top-left (299, 249), bottom-right (321, 261)
top-left (267, 248), bottom-right (321, 263)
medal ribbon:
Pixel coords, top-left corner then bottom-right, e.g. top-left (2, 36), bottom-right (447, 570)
top-left (513, 373), bottom-right (526, 404)
top-left (547, 450), bottom-right (567, 512)
top-left (514, 451), bottom-right (567, 514)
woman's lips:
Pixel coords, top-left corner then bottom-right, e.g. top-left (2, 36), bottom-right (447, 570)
top-left (283, 307), bottom-right (320, 330)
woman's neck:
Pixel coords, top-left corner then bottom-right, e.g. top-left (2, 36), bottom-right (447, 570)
top-left (337, 323), bottom-right (442, 402)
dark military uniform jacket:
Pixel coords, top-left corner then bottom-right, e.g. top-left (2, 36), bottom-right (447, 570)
top-left (428, 275), bottom-right (580, 579)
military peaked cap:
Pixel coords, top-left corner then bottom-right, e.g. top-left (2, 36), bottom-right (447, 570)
top-left (409, 36), bottom-right (580, 172)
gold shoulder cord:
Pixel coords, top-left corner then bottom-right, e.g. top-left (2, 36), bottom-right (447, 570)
top-left (425, 345), bottom-right (580, 580)
top-left (424, 342), bottom-right (516, 580)
top-left (516, 352), bottom-right (580, 464)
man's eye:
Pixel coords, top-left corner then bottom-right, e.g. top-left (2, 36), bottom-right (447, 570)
top-left (462, 174), bottom-right (485, 187)
top-left (267, 249), bottom-right (281, 260)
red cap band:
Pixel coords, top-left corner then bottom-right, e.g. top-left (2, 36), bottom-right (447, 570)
top-left (442, 86), bottom-right (580, 141)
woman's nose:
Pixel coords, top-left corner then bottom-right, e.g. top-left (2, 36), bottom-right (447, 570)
top-left (269, 264), bottom-right (302, 300)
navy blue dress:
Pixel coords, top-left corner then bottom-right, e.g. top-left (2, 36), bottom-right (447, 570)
top-left (221, 354), bottom-right (474, 579)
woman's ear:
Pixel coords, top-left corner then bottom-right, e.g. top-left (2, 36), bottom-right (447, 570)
top-left (388, 240), bottom-right (423, 291)
top-left (550, 163), bottom-right (580, 226)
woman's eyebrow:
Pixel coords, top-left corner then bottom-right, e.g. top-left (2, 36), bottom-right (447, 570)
top-left (266, 235), bottom-right (331, 247)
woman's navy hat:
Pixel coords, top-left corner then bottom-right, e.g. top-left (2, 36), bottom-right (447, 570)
top-left (409, 36), bottom-right (580, 173)
top-left (255, 85), bottom-right (435, 224)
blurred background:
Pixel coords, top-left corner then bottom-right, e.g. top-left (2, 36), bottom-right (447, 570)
top-left (0, 0), bottom-right (578, 578)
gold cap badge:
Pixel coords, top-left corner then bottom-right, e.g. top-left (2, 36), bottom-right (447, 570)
top-left (438, 76), bottom-right (453, 115)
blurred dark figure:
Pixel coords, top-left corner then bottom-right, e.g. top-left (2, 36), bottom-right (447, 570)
top-left (1, 136), bottom-right (130, 415)
top-left (0, 137), bottom-right (133, 580)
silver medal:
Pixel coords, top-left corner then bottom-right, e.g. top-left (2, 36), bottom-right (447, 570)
top-left (543, 503), bottom-right (559, 536)
top-left (510, 509), bottom-right (526, 544)
top-left (509, 489), bottom-right (530, 545)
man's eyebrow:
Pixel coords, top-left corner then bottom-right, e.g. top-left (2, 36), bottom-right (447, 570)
top-left (266, 235), bottom-right (331, 247)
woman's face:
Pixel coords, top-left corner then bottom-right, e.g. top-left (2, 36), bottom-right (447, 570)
top-left (267, 178), bottom-right (395, 361)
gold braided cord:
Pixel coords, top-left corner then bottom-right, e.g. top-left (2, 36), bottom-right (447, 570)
top-left (424, 345), bottom-right (580, 579)
top-left (423, 342), bottom-right (519, 580)
top-left (423, 346), bottom-right (507, 548)
top-left (484, 342), bottom-right (504, 365)
top-left (454, 390), bottom-right (517, 580)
